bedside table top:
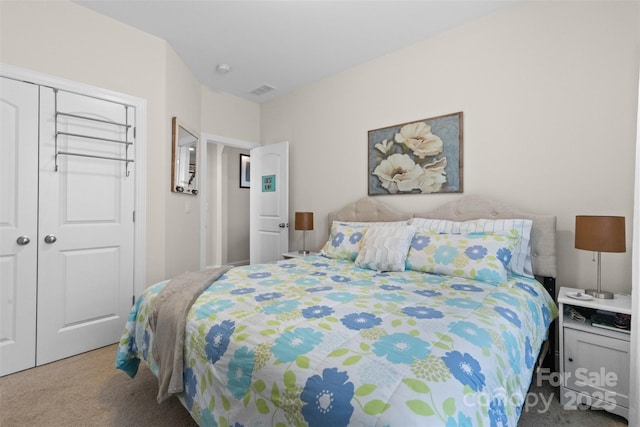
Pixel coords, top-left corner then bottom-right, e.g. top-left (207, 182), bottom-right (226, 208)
top-left (558, 286), bottom-right (631, 314)
top-left (282, 251), bottom-right (319, 258)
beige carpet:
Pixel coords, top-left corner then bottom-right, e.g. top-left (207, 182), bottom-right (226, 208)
top-left (0, 344), bottom-right (629, 426)
top-left (0, 344), bottom-right (195, 427)
top-left (519, 372), bottom-right (628, 427)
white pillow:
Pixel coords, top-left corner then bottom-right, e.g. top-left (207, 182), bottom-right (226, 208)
top-left (354, 225), bottom-right (416, 272)
top-left (409, 218), bottom-right (533, 278)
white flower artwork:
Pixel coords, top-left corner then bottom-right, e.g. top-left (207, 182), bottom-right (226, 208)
top-left (368, 112), bottom-right (463, 195)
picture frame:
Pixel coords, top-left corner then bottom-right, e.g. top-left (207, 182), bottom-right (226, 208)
top-left (368, 111), bottom-right (463, 195)
top-left (239, 154), bottom-right (250, 188)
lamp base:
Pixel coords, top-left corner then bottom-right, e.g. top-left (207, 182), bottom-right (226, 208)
top-left (584, 289), bottom-right (614, 299)
top-left (298, 249), bottom-right (310, 255)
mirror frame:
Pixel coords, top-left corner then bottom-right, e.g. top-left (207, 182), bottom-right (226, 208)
top-left (171, 117), bottom-right (199, 195)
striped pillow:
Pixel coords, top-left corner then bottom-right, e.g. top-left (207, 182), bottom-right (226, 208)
top-left (354, 225), bottom-right (416, 272)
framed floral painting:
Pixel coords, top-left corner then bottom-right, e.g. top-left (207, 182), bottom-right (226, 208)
top-left (368, 112), bottom-right (463, 195)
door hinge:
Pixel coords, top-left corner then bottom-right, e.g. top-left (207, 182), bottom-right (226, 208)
top-left (133, 210), bottom-right (135, 222)
top-left (132, 295), bottom-right (135, 305)
top-left (133, 127), bottom-right (136, 139)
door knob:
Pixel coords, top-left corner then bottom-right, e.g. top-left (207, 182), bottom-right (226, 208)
top-left (44, 234), bottom-right (57, 244)
top-left (278, 223), bottom-right (288, 228)
top-left (17, 236), bottom-right (31, 245)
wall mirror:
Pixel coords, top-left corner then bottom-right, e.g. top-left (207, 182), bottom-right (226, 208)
top-left (171, 117), bottom-right (199, 195)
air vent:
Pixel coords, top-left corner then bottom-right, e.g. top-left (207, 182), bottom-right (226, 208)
top-left (250, 84), bottom-right (275, 96)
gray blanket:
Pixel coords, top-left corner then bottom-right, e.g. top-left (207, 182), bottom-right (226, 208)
top-left (150, 265), bottom-right (232, 403)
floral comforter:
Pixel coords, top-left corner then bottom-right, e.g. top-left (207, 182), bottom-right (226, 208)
top-left (116, 256), bottom-right (557, 427)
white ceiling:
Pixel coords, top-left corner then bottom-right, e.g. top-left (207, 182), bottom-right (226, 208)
top-left (74, 1), bottom-right (516, 103)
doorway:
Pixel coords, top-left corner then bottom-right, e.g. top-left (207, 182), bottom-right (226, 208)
top-left (199, 133), bottom-right (258, 269)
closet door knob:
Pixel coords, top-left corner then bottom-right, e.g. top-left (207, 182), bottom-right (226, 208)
top-left (17, 236), bottom-right (31, 245)
top-left (44, 234), bottom-right (57, 244)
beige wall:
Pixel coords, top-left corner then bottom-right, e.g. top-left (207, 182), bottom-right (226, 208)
top-left (201, 87), bottom-right (260, 144)
top-left (164, 46), bottom-right (202, 278)
top-left (0, 0), bottom-right (260, 285)
top-left (261, 1), bottom-right (640, 295)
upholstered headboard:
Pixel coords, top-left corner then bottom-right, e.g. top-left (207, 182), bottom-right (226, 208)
top-left (328, 197), bottom-right (412, 224)
top-left (327, 195), bottom-right (557, 278)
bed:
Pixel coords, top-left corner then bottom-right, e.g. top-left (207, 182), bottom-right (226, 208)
top-left (116, 195), bottom-right (558, 427)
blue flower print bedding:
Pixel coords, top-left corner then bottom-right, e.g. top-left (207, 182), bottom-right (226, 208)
top-left (116, 256), bottom-right (557, 427)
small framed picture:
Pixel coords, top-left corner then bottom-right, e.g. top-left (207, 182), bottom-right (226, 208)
top-left (240, 154), bottom-right (250, 188)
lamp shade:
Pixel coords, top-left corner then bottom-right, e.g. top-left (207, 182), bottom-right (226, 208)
top-left (295, 212), bottom-right (314, 231)
top-left (575, 215), bottom-right (626, 253)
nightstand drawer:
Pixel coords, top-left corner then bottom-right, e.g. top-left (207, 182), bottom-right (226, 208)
top-left (563, 327), bottom-right (629, 409)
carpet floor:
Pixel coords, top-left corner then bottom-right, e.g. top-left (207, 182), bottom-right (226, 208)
top-left (0, 344), bottom-right (629, 426)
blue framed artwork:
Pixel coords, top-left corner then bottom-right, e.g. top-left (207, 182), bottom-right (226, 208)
top-left (368, 112), bottom-right (463, 195)
top-left (262, 175), bottom-right (276, 192)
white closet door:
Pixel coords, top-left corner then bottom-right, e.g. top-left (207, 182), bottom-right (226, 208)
top-left (0, 78), bottom-right (39, 375)
top-left (36, 88), bottom-right (135, 365)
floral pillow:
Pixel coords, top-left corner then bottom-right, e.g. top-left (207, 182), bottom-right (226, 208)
top-left (354, 225), bottom-right (416, 272)
top-left (409, 218), bottom-right (533, 278)
top-left (406, 231), bottom-right (518, 284)
top-left (320, 221), bottom-right (407, 261)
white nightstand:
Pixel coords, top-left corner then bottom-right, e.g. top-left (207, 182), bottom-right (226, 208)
top-left (557, 286), bottom-right (631, 420)
top-left (281, 251), bottom-right (319, 259)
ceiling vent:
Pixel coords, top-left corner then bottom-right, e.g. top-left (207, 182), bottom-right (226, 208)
top-left (250, 84), bottom-right (275, 96)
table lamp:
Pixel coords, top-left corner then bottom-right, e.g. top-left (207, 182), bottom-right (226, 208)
top-left (574, 215), bottom-right (626, 299)
top-left (295, 212), bottom-right (314, 254)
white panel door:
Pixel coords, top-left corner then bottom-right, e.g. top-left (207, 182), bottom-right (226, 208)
top-left (0, 77), bottom-right (39, 375)
top-left (36, 88), bottom-right (135, 365)
top-left (250, 141), bottom-right (289, 264)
